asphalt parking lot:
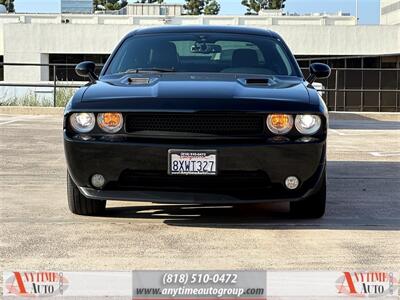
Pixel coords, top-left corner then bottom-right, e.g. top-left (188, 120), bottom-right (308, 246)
top-left (0, 112), bottom-right (399, 271)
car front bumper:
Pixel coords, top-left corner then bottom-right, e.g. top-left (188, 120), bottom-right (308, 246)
top-left (64, 133), bottom-right (326, 204)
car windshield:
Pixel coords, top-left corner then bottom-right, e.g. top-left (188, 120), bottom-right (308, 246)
top-left (104, 33), bottom-right (301, 77)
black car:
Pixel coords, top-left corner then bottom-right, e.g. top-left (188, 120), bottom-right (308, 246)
top-left (64, 26), bottom-right (330, 218)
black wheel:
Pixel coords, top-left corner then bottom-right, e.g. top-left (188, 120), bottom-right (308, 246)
top-left (290, 170), bottom-right (326, 219)
top-left (67, 172), bottom-right (106, 216)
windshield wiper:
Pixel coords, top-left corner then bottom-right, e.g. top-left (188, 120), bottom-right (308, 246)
top-left (123, 67), bottom-right (176, 74)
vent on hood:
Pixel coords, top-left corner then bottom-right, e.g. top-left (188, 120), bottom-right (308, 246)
top-left (245, 78), bottom-right (269, 86)
top-left (128, 77), bottom-right (151, 85)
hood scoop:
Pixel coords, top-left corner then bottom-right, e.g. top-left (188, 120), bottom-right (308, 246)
top-left (128, 77), bottom-right (151, 85)
top-left (237, 77), bottom-right (271, 87)
top-left (245, 78), bottom-right (269, 86)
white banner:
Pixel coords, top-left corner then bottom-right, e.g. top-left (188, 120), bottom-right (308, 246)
top-left (3, 271), bottom-right (399, 299)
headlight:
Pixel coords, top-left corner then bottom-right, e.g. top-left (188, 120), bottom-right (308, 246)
top-left (295, 115), bottom-right (321, 135)
top-left (70, 113), bottom-right (95, 133)
top-left (266, 114), bottom-right (293, 135)
top-left (97, 112), bottom-right (123, 133)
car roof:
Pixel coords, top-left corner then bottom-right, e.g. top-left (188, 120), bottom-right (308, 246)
top-left (128, 25), bottom-right (279, 38)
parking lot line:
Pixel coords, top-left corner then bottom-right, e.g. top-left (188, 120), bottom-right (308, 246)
top-left (0, 115), bottom-right (49, 126)
top-left (329, 129), bottom-right (346, 136)
top-left (0, 119), bottom-right (22, 126)
top-left (369, 151), bottom-right (400, 157)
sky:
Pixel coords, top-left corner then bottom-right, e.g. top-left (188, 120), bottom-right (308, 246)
top-left (14, 0), bottom-right (380, 25)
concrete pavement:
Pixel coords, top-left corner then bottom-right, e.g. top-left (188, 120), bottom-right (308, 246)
top-left (0, 113), bottom-right (399, 271)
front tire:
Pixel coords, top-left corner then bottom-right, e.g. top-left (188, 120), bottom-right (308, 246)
top-left (290, 170), bottom-right (326, 219)
top-left (67, 172), bottom-right (106, 216)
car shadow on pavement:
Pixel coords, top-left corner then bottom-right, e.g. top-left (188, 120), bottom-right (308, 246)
top-left (329, 114), bottom-right (400, 130)
top-left (104, 161), bottom-right (400, 230)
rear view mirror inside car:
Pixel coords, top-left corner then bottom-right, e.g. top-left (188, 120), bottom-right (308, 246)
top-left (191, 42), bottom-right (222, 54)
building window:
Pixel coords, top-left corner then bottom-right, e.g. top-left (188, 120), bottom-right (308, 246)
top-left (160, 7), bottom-right (169, 15)
top-left (49, 54), bottom-right (109, 81)
top-left (363, 57), bottom-right (380, 68)
top-left (381, 1), bottom-right (400, 15)
top-left (381, 56), bottom-right (398, 68)
top-left (346, 58), bottom-right (362, 68)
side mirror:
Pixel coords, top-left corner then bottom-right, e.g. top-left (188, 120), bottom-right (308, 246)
top-left (75, 61), bottom-right (98, 83)
top-left (306, 63), bottom-right (331, 83)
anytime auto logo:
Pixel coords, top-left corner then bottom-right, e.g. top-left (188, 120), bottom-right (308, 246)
top-left (4, 272), bottom-right (69, 297)
top-left (336, 272), bottom-right (398, 297)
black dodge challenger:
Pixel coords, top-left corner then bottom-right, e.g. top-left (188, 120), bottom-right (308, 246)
top-left (64, 26), bottom-right (331, 218)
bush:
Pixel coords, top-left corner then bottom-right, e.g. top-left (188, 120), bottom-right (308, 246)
top-left (0, 88), bottom-right (76, 107)
top-left (0, 92), bottom-right (52, 107)
top-left (56, 88), bottom-right (76, 107)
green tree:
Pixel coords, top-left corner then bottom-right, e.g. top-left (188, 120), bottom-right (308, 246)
top-left (241, 0), bottom-right (285, 15)
top-left (121, 0), bottom-right (128, 8)
top-left (183, 0), bottom-right (204, 15)
top-left (136, 0), bottom-right (164, 3)
top-left (94, 0), bottom-right (128, 11)
top-left (204, 0), bottom-right (220, 15)
top-left (0, 0), bottom-right (14, 12)
top-left (269, 0), bottom-right (285, 9)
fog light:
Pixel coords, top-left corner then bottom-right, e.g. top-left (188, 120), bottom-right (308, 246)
top-left (268, 136), bottom-right (290, 143)
top-left (296, 136), bottom-right (317, 143)
top-left (74, 134), bottom-right (94, 141)
top-left (285, 176), bottom-right (299, 190)
top-left (91, 174), bottom-right (105, 189)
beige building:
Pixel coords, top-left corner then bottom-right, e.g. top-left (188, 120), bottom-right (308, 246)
top-left (121, 3), bottom-right (183, 16)
top-left (0, 9), bottom-right (399, 111)
top-left (0, 12), bottom-right (396, 83)
top-left (381, 0), bottom-right (400, 24)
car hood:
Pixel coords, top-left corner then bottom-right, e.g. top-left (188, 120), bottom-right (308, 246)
top-left (81, 73), bottom-right (310, 104)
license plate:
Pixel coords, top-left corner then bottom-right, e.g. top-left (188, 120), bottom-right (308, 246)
top-left (168, 150), bottom-right (217, 175)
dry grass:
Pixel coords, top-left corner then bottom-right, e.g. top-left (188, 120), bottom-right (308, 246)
top-left (0, 88), bottom-right (76, 107)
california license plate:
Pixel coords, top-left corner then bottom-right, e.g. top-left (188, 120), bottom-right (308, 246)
top-left (168, 150), bottom-right (217, 175)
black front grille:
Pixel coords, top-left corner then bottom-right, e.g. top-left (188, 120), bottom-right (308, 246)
top-left (125, 113), bottom-right (264, 136)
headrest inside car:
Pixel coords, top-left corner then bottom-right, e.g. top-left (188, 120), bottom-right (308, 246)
top-left (232, 49), bottom-right (259, 68)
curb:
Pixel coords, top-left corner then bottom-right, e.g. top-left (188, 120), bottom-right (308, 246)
top-left (0, 106), bottom-right (399, 121)
top-left (0, 106), bottom-right (64, 115)
top-left (329, 112), bottom-right (400, 121)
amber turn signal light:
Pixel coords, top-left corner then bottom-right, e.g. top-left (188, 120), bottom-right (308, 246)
top-left (266, 114), bottom-right (293, 134)
top-left (97, 112), bottom-right (123, 133)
